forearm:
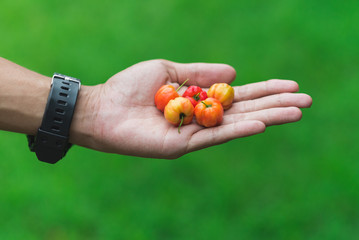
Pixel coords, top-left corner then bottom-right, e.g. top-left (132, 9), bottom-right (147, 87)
top-left (0, 57), bottom-right (96, 147)
top-left (0, 57), bottom-right (50, 135)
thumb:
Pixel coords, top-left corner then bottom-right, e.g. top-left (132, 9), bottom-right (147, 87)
top-left (164, 60), bottom-right (237, 88)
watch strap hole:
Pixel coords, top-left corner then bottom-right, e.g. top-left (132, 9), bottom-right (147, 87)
top-left (57, 100), bottom-right (67, 106)
top-left (59, 92), bottom-right (68, 97)
top-left (54, 117), bottom-right (63, 123)
top-left (55, 108), bottom-right (65, 115)
top-left (51, 126), bottom-right (60, 132)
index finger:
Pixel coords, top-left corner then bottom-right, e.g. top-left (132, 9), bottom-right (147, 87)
top-left (233, 79), bottom-right (299, 102)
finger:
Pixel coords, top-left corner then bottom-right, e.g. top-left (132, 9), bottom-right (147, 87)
top-left (164, 60), bottom-right (237, 87)
top-left (223, 107), bottom-right (302, 126)
top-left (226, 93), bottom-right (312, 114)
top-left (234, 79), bottom-right (299, 102)
top-left (187, 120), bottom-right (265, 153)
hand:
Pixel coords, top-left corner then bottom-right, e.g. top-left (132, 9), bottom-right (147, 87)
top-left (71, 60), bottom-right (312, 159)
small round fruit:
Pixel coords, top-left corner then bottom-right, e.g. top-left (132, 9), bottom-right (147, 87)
top-left (182, 86), bottom-right (208, 107)
top-left (164, 97), bottom-right (194, 133)
top-left (155, 85), bottom-right (179, 112)
top-left (194, 98), bottom-right (223, 127)
top-left (207, 83), bottom-right (234, 110)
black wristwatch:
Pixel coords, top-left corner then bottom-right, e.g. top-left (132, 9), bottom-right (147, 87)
top-left (27, 73), bottom-right (81, 164)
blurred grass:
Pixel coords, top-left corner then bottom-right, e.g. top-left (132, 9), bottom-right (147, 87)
top-left (1, 0), bottom-right (359, 239)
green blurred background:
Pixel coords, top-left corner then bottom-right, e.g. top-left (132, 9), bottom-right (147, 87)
top-left (0, 0), bottom-right (358, 239)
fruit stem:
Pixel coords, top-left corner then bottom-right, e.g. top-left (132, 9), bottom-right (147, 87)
top-left (178, 114), bottom-right (185, 134)
top-left (176, 78), bottom-right (189, 92)
top-left (201, 101), bottom-right (211, 108)
top-left (194, 92), bottom-right (200, 101)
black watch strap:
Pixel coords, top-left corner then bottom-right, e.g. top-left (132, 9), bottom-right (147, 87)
top-left (28, 73), bottom-right (81, 164)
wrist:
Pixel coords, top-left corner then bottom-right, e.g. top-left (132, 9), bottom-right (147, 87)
top-left (69, 84), bottom-right (101, 149)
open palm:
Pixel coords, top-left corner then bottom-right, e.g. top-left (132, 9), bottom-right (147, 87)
top-left (86, 60), bottom-right (312, 159)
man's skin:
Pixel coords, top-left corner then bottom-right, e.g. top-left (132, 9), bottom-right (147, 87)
top-left (0, 57), bottom-right (312, 159)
